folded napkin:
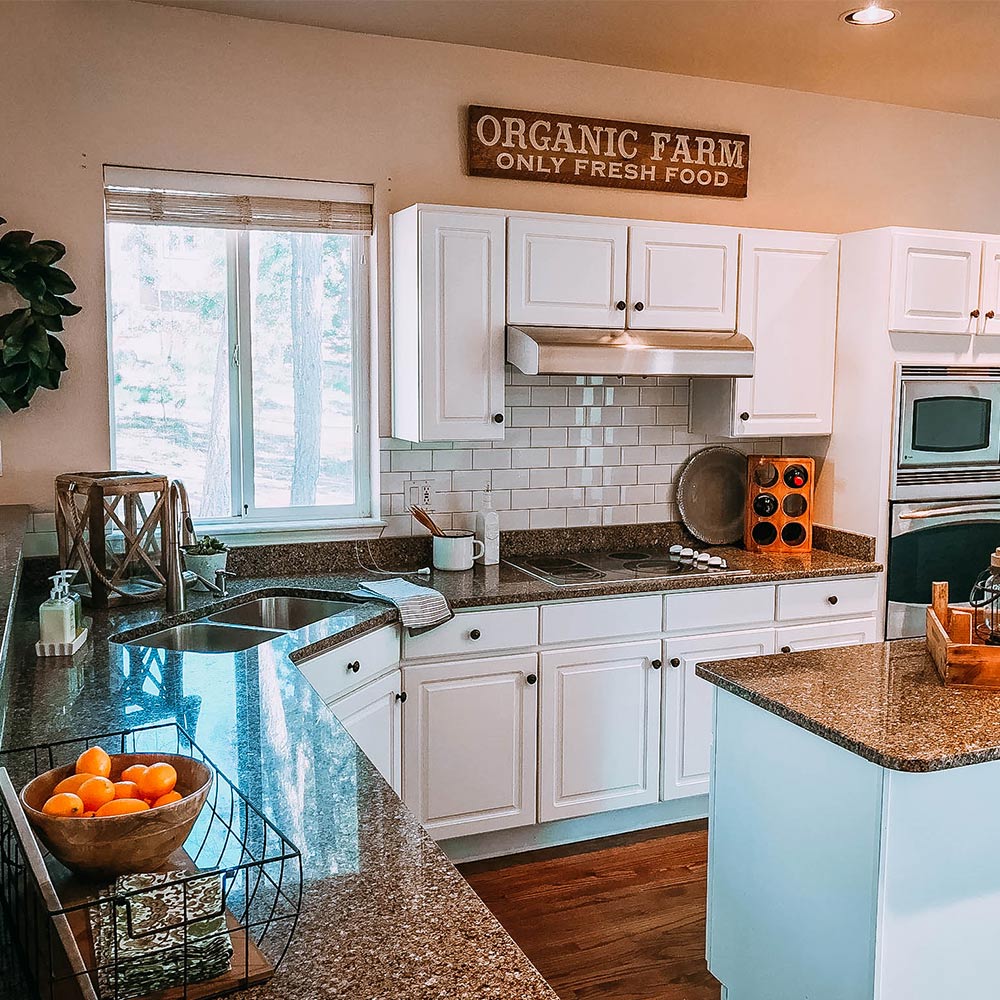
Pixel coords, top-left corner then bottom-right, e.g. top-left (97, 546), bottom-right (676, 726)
top-left (90, 870), bottom-right (233, 1000)
top-left (357, 578), bottom-right (453, 635)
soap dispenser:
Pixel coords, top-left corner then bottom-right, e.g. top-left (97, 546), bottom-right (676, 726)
top-left (39, 575), bottom-right (75, 647)
top-left (475, 486), bottom-right (500, 565)
top-left (56, 569), bottom-right (83, 633)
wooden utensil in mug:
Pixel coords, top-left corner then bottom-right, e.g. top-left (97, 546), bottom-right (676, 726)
top-left (409, 506), bottom-right (446, 537)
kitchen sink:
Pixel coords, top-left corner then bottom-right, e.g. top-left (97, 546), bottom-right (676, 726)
top-left (132, 622), bottom-right (285, 653)
top-left (205, 596), bottom-right (362, 631)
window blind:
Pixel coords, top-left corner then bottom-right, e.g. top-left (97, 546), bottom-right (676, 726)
top-left (105, 185), bottom-right (373, 235)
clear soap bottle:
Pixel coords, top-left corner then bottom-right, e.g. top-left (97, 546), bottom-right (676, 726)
top-left (57, 569), bottom-right (83, 634)
top-left (39, 575), bottom-right (75, 646)
top-left (475, 486), bottom-right (500, 565)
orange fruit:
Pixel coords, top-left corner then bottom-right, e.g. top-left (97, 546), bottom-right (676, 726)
top-left (78, 776), bottom-right (116, 812)
top-left (113, 780), bottom-right (141, 800)
top-left (120, 764), bottom-right (148, 784)
top-left (76, 747), bottom-right (111, 779)
top-left (152, 791), bottom-right (182, 808)
top-left (82, 811), bottom-right (96, 818)
top-left (54, 772), bottom-right (96, 795)
top-left (96, 799), bottom-right (149, 817)
top-left (42, 793), bottom-right (84, 817)
top-left (136, 762), bottom-right (177, 800)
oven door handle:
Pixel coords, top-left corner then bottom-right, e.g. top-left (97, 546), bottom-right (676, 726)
top-left (898, 503), bottom-right (1000, 520)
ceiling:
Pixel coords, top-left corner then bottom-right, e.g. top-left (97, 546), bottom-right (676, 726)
top-left (142, 0), bottom-right (1000, 120)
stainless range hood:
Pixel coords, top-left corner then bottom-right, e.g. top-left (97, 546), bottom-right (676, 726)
top-left (506, 325), bottom-right (754, 378)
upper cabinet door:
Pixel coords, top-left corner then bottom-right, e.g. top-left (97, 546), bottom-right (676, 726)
top-left (415, 211), bottom-right (506, 441)
top-left (889, 233), bottom-right (983, 334)
top-left (507, 217), bottom-right (628, 328)
top-left (627, 224), bottom-right (739, 331)
top-left (732, 231), bottom-right (840, 437)
top-left (979, 241), bottom-right (1000, 336)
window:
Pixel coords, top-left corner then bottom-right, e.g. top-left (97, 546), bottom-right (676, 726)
top-left (105, 167), bottom-right (374, 526)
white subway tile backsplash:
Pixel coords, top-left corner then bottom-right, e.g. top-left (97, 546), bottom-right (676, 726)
top-left (377, 368), bottom-right (790, 537)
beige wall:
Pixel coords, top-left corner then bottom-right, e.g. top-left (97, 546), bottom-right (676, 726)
top-left (3, 0), bottom-right (1000, 509)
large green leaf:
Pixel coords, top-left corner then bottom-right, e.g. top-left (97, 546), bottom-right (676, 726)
top-left (41, 266), bottom-right (75, 295)
top-left (0, 230), bottom-right (32, 252)
top-left (56, 296), bottom-right (82, 316)
top-left (47, 335), bottom-right (67, 371)
top-left (27, 240), bottom-right (66, 265)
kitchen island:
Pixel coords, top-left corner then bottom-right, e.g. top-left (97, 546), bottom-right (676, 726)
top-left (697, 639), bottom-right (1000, 1000)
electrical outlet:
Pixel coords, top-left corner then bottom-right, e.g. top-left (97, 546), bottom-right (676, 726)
top-left (405, 479), bottom-right (436, 511)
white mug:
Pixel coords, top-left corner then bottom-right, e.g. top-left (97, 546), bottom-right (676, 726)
top-left (432, 530), bottom-right (485, 571)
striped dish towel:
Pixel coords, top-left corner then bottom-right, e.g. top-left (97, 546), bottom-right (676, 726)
top-left (357, 578), bottom-right (453, 635)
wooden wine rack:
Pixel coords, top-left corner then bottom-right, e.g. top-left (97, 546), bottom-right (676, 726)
top-left (744, 455), bottom-right (815, 554)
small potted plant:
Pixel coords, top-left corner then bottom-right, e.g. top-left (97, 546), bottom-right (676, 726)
top-left (182, 536), bottom-right (229, 591)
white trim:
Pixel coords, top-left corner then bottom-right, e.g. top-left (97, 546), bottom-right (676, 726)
top-left (104, 165), bottom-right (373, 206)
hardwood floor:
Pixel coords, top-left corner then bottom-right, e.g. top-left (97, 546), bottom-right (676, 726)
top-left (459, 821), bottom-right (720, 1000)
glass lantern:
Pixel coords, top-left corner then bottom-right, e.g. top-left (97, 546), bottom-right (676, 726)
top-left (970, 547), bottom-right (1000, 645)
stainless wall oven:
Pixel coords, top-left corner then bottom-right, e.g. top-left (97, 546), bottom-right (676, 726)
top-left (887, 499), bottom-right (1000, 639)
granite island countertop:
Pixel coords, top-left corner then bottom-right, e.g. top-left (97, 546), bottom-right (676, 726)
top-left (0, 509), bottom-right (881, 1000)
top-left (697, 638), bottom-right (1000, 773)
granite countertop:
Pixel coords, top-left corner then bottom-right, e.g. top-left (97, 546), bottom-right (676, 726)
top-left (697, 638), bottom-right (1000, 773)
top-left (0, 510), bottom-right (881, 1000)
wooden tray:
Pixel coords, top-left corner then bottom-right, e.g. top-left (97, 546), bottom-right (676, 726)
top-left (926, 581), bottom-right (1000, 688)
top-left (0, 770), bottom-right (273, 1000)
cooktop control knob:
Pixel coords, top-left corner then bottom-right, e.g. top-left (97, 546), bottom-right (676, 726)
top-left (695, 552), bottom-right (711, 566)
top-left (669, 544), bottom-right (683, 557)
top-left (708, 556), bottom-right (724, 569)
top-left (679, 547), bottom-right (695, 563)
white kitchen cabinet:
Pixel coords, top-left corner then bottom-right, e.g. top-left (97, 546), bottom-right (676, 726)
top-left (507, 216), bottom-right (628, 328)
top-left (402, 653), bottom-right (538, 839)
top-left (980, 241), bottom-right (1000, 336)
top-left (888, 232), bottom-right (983, 335)
top-left (775, 618), bottom-right (878, 653)
top-left (391, 207), bottom-right (506, 442)
top-left (688, 230), bottom-right (840, 437)
top-left (328, 669), bottom-right (403, 795)
top-left (661, 629), bottom-right (774, 801)
top-left (538, 640), bottom-right (661, 822)
top-left (627, 223), bottom-right (738, 331)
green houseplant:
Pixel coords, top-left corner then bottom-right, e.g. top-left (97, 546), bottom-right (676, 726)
top-left (183, 535), bottom-right (229, 591)
top-left (0, 216), bottom-right (79, 413)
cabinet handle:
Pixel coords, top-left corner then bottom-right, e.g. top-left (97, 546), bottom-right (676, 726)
top-left (827, 595), bottom-right (839, 605)
top-left (669, 657), bottom-right (681, 668)
top-left (972, 309), bottom-right (981, 319)
top-left (739, 411), bottom-right (750, 421)
top-left (988, 310), bottom-right (996, 320)
top-left (469, 628), bottom-right (481, 640)
top-left (493, 413), bottom-right (505, 424)
top-left (525, 673), bottom-right (537, 685)
top-left (615, 300), bottom-right (626, 311)
top-left (347, 660), bottom-right (361, 673)
top-left (634, 302), bottom-right (645, 312)
top-left (780, 645), bottom-right (792, 653)
top-left (395, 691), bottom-right (407, 703)
top-left (650, 658), bottom-right (662, 669)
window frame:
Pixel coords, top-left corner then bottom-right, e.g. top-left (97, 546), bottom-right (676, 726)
top-left (104, 166), bottom-right (379, 537)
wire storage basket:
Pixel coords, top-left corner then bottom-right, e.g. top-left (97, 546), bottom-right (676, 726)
top-left (0, 723), bottom-right (302, 1000)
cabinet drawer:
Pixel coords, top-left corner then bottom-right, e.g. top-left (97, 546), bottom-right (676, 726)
top-left (403, 606), bottom-right (539, 661)
top-left (776, 577), bottom-right (879, 623)
top-left (775, 618), bottom-right (879, 652)
top-left (297, 625), bottom-right (401, 703)
top-left (664, 586), bottom-right (775, 635)
top-left (540, 595), bottom-right (661, 646)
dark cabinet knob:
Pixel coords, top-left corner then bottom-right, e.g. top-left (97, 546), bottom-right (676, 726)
top-left (781, 645), bottom-right (791, 654)
top-left (395, 691), bottom-right (407, 703)
top-left (525, 673), bottom-right (537, 685)
top-left (634, 302), bottom-right (645, 312)
top-left (615, 300), bottom-right (626, 311)
top-left (739, 411), bottom-right (750, 421)
top-left (493, 413), bottom-right (504, 423)
top-left (347, 660), bottom-right (361, 673)
top-left (827, 595), bottom-right (839, 605)
top-left (469, 628), bottom-right (481, 640)
top-left (988, 310), bottom-right (996, 320)
top-left (650, 658), bottom-right (662, 669)
top-left (669, 657), bottom-right (681, 668)
top-left (972, 309), bottom-right (981, 319)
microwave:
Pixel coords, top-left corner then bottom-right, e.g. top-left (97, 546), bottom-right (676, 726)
top-left (892, 365), bottom-right (1000, 500)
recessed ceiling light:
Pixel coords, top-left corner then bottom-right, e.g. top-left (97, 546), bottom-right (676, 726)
top-left (841, 3), bottom-right (897, 25)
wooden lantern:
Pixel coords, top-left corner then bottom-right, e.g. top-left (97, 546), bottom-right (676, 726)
top-left (54, 471), bottom-right (170, 607)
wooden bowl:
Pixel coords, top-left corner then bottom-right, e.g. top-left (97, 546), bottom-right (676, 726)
top-left (20, 753), bottom-right (213, 880)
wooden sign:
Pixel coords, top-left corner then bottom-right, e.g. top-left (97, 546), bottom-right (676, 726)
top-left (469, 104), bottom-right (750, 198)
top-left (468, 105), bottom-right (749, 199)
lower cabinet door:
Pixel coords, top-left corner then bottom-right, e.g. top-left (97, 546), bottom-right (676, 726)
top-left (328, 669), bottom-right (403, 795)
top-left (539, 640), bottom-right (662, 822)
top-left (775, 617), bottom-right (879, 653)
top-left (402, 653), bottom-right (538, 839)
top-left (662, 629), bottom-right (775, 801)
